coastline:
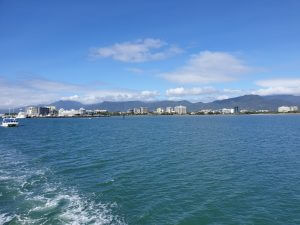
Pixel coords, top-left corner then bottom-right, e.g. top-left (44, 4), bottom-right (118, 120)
top-left (14, 112), bottom-right (300, 119)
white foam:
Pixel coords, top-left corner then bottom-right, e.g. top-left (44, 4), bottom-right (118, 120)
top-left (0, 176), bottom-right (11, 181)
top-left (59, 194), bottom-right (118, 225)
top-left (0, 147), bottom-right (126, 225)
top-left (29, 190), bottom-right (126, 225)
top-left (0, 213), bottom-right (13, 225)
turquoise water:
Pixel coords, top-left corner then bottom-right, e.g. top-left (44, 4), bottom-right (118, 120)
top-left (0, 115), bottom-right (300, 225)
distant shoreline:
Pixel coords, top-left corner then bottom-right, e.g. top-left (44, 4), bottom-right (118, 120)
top-left (12, 112), bottom-right (300, 119)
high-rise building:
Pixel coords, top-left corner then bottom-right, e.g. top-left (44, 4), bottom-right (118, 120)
top-left (38, 107), bottom-right (50, 116)
top-left (79, 108), bottom-right (86, 115)
top-left (165, 107), bottom-right (173, 114)
top-left (133, 108), bottom-right (141, 114)
top-left (140, 107), bottom-right (148, 114)
top-left (174, 105), bottom-right (187, 115)
top-left (46, 106), bottom-right (57, 116)
top-left (234, 106), bottom-right (239, 114)
top-left (155, 107), bottom-right (164, 114)
top-left (26, 106), bottom-right (38, 117)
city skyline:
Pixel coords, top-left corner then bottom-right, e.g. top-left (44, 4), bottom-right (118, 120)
top-left (1, 0), bottom-right (300, 108)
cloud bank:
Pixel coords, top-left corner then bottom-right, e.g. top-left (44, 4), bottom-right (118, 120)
top-left (161, 51), bottom-right (250, 84)
top-left (90, 38), bottom-right (182, 63)
top-left (61, 90), bottom-right (160, 104)
top-left (0, 77), bottom-right (160, 109)
top-left (166, 87), bottom-right (217, 96)
top-left (253, 78), bottom-right (300, 95)
top-left (165, 86), bottom-right (246, 102)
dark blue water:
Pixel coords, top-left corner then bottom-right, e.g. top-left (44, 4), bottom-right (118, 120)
top-left (1, 115), bottom-right (300, 225)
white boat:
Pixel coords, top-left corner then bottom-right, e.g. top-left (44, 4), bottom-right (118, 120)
top-left (1, 118), bottom-right (19, 127)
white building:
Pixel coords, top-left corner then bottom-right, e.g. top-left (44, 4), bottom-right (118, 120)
top-left (165, 107), bottom-right (173, 114)
top-left (133, 107), bottom-right (148, 114)
top-left (278, 106), bottom-right (298, 113)
top-left (174, 105), bottom-right (187, 115)
top-left (140, 107), bottom-right (148, 114)
top-left (26, 106), bottom-right (38, 117)
top-left (290, 106), bottom-right (298, 112)
top-left (155, 107), bottom-right (164, 114)
top-left (221, 108), bottom-right (234, 114)
top-left (257, 109), bottom-right (269, 113)
top-left (133, 108), bottom-right (141, 114)
top-left (199, 109), bottom-right (213, 114)
top-left (79, 108), bottom-right (86, 115)
top-left (46, 106), bottom-right (57, 116)
top-left (127, 109), bottom-right (134, 114)
top-left (240, 109), bottom-right (250, 113)
top-left (94, 109), bottom-right (108, 113)
top-left (58, 109), bottom-right (80, 117)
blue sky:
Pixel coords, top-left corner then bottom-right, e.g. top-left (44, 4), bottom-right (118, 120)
top-left (1, 0), bottom-right (300, 108)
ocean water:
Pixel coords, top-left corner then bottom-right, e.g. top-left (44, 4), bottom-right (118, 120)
top-left (0, 115), bottom-right (300, 225)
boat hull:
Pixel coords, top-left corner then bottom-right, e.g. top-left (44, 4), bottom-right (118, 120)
top-left (1, 122), bottom-right (18, 127)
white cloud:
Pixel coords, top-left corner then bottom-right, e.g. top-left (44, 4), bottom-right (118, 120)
top-left (161, 51), bottom-right (250, 84)
top-left (165, 86), bottom-right (248, 103)
top-left (64, 89), bottom-right (160, 104)
top-left (223, 88), bottom-right (244, 94)
top-left (256, 78), bottom-right (300, 88)
top-left (166, 87), bottom-right (217, 96)
top-left (216, 95), bottom-right (229, 100)
top-left (253, 78), bottom-right (300, 96)
top-left (0, 78), bottom-right (81, 109)
top-left (0, 77), bottom-right (160, 109)
top-left (90, 38), bottom-right (182, 63)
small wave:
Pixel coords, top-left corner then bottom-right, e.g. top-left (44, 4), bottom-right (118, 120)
top-left (3, 190), bottom-right (125, 225)
top-left (0, 147), bottom-right (126, 225)
top-left (0, 213), bottom-right (13, 225)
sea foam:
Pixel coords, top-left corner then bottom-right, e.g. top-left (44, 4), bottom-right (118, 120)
top-left (0, 146), bottom-right (126, 225)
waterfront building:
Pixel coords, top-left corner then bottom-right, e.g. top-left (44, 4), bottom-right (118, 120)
top-left (221, 108), bottom-right (234, 114)
top-left (79, 108), bottom-right (86, 115)
top-left (165, 107), bottom-right (173, 114)
top-left (240, 109), bottom-right (250, 113)
top-left (26, 106), bottom-right (38, 117)
top-left (257, 109), bottom-right (269, 113)
top-left (290, 106), bottom-right (298, 112)
top-left (140, 107), bottom-right (148, 114)
top-left (278, 106), bottom-right (298, 113)
top-left (199, 109), bottom-right (213, 114)
top-left (234, 106), bottom-right (239, 114)
top-left (94, 109), bottom-right (108, 114)
top-left (174, 105), bottom-right (187, 115)
top-left (155, 107), bottom-right (164, 114)
top-left (38, 107), bottom-right (50, 116)
top-left (86, 110), bottom-right (94, 115)
top-left (278, 106), bottom-right (290, 113)
top-left (58, 108), bottom-right (80, 117)
top-left (127, 109), bottom-right (134, 114)
top-left (58, 108), bottom-right (65, 117)
top-left (46, 106), bottom-right (58, 116)
top-left (133, 108), bottom-right (141, 114)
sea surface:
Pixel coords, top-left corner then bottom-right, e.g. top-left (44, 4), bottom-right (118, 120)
top-left (0, 115), bottom-right (300, 225)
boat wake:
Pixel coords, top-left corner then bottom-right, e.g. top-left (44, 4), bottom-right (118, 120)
top-left (0, 147), bottom-right (126, 225)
